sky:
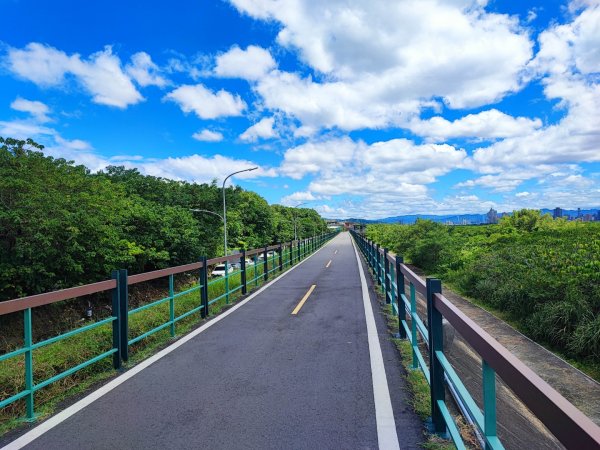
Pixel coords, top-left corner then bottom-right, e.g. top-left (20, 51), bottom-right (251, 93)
top-left (1, 0), bottom-right (599, 219)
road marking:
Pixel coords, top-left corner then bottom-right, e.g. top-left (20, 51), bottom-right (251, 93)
top-left (1, 242), bottom-right (334, 450)
top-left (350, 236), bottom-right (400, 450)
top-left (334, 250), bottom-right (338, 254)
top-left (291, 284), bottom-right (316, 315)
top-left (325, 260), bottom-right (332, 268)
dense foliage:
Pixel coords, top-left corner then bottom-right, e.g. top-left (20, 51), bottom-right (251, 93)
top-left (0, 137), bottom-right (327, 300)
top-left (366, 211), bottom-right (600, 362)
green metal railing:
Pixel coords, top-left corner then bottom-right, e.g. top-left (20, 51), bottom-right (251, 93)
top-left (0, 232), bottom-right (338, 422)
top-left (350, 230), bottom-right (600, 450)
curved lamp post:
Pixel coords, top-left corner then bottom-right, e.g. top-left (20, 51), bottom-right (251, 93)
top-left (222, 167), bottom-right (258, 256)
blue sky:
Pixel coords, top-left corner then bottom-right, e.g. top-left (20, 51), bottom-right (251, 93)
top-left (1, 0), bottom-right (599, 219)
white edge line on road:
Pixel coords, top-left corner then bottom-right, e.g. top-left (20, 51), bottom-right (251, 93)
top-left (351, 236), bottom-right (401, 450)
top-left (2, 238), bottom-right (336, 450)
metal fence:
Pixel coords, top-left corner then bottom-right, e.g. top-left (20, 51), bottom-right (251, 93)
top-left (0, 232), bottom-right (338, 421)
top-left (350, 229), bottom-right (600, 450)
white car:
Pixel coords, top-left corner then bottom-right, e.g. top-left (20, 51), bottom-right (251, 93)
top-left (258, 251), bottom-right (277, 261)
top-left (211, 264), bottom-right (234, 277)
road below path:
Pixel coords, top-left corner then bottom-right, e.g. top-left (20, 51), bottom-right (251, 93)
top-left (3, 233), bottom-right (423, 450)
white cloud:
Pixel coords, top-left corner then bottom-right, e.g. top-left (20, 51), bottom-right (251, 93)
top-left (214, 45), bottom-right (276, 80)
top-left (164, 84), bottom-right (246, 119)
top-left (7, 43), bottom-right (143, 108)
top-left (280, 137), bottom-right (466, 198)
top-left (0, 119), bottom-right (55, 140)
top-left (192, 129), bottom-right (224, 142)
top-left (409, 109), bottom-right (542, 142)
top-left (239, 117), bottom-right (278, 142)
top-left (473, 5), bottom-right (600, 172)
top-left (515, 191), bottom-right (532, 198)
top-left (230, 0), bottom-right (533, 131)
top-left (279, 190), bottom-right (318, 205)
top-left (531, 3), bottom-right (600, 76)
top-left (136, 154), bottom-right (276, 183)
top-left (125, 52), bottom-right (168, 87)
top-left (10, 97), bottom-right (51, 122)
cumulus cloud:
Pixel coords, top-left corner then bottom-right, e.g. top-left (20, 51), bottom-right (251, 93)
top-left (409, 109), bottom-right (543, 142)
top-left (126, 52), bottom-right (168, 87)
top-left (164, 84), bottom-right (246, 119)
top-left (192, 129), bottom-right (224, 142)
top-left (214, 45), bottom-right (276, 80)
top-left (280, 137), bottom-right (467, 198)
top-left (473, 4), bottom-right (600, 172)
top-left (0, 120), bottom-right (55, 140)
top-left (7, 43), bottom-right (143, 108)
top-left (239, 117), bottom-right (278, 142)
top-left (279, 190), bottom-right (319, 205)
top-left (10, 97), bottom-right (51, 122)
top-left (135, 154), bottom-right (276, 183)
top-left (229, 0), bottom-right (533, 131)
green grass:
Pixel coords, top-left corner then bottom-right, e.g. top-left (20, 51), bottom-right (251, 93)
top-left (0, 245), bottom-right (311, 435)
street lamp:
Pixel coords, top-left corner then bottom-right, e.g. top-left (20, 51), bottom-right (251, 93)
top-left (222, 167), bottom-right (258, 256)
top-left (293, 202), bottom-right (308, 241)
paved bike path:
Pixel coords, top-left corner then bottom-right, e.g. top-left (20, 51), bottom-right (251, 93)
top-left (4, 232), bottom-right (422, 450)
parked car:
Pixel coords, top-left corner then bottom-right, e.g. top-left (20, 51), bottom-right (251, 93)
top-left (258, 251), bottom-right (277, 261)
top-left (211, 264), bottom-right (234, 277)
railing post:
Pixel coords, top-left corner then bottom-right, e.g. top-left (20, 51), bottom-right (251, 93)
top-left (200, 256), bottom-right (209, 318)
top-left (426, 277), bottom-right (445, 435)
top-left (24, 307), bottom-right (35, 420)
top-left (396, 256), bottom-right (407, 339)
top-left (297, 240), bottom-right (301, 261)
top-left (483, 360), bottom-right (498, 449)
top-left (369, 240), bottom-right (375, 272)
top-left (225, 260), bottom-right (230, 304)
top-left (253, 254), bottom-right (259, 286)
top-left (410, 283), bottom-right (418, 369)
top-left (279, 243), bottom-right (283, 271)
top-left (290, 241), bottom-right (294, 266)
top-left (241, 251), bottom-right (247, 295)
top-left (384, 248), bottom-right (390, 303)
top-left (376, 244), bottom-right (382, 286)
top-left (169, 274), bottom-right (175, 337)
top-left (118, 269), bottom-right (129, 362)
top-left (263, 247), bottom-right (268, 281)
top-left (111, 270), bottom-right (122, 369)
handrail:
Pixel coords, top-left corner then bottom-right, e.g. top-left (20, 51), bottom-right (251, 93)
top-left (434, 292), bottom-right (600, 449)
top-left (350, 229), bottom-right (600, 449)
top-left (0, 280), bottom-right (117, 315)
top-left (0, 231), bottom-right (338, 423)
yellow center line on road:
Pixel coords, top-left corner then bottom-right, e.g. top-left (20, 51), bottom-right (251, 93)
top-left (291, 284), bottom-right (317, 315)
top-left (325, 260), bottom-right (332, 268)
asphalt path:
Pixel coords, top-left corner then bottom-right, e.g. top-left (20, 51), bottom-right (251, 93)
top-left (4, 232), bottom-right (422, 450)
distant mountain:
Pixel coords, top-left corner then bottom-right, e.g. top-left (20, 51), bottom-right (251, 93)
top-left (332, 206), bottom-right (600, 225)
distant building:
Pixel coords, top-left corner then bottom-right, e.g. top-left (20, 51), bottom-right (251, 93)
top-left (486, 208), bottom-right (498, 224)
top-left (553, 207), bottom-right (563, 219)
top-left (577, 207), bottom-right (582, 218)
top-left (583, 214), bottom-right (594, 222)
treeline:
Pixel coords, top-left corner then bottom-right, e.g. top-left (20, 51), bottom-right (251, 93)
top-left (366, 210), bottom-right (600, 363)
top-left (0, 137), bottom-right (327, 301)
